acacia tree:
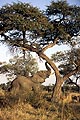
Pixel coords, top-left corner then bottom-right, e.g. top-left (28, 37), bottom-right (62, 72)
top-left (0, 1), bottom-right (80, 102)
top-left (51, 47), bottom-right (80, 92)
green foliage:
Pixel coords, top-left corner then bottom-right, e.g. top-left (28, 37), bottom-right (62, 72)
top-left (0, 53), bottom-right (38, 79)
top-left (0, 1), bottom-right (79, 48)
top-left (8, 53), bottom-right (38, 76)
top-left (51, 47), bottom-right (80, 75)
top-left (0, 2), bottom-right (52, 47)
top-left (0, 1), bottom-right (80, 51)
top-left (0, 2), bottom-right (47, 32)
top-left (51, 51), bottom-right (67, 62)
top-left (51, 31), bottom-right (80, 84)
top-left (46, 0), bottom-right (80, 42)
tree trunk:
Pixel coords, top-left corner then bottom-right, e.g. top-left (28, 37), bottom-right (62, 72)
top-left (38, 52), bottom-right (64, 102)
top-left (52, 76), bottom-right (64, 102)
top-left (23, 31), bottom-right (26, 76)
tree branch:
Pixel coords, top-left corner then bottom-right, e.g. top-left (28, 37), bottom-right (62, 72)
top-left (42, 37), bottom-right (58, 52)
top-left (63, 67), bottom-right (79, 81)
top-left (13, 42), bottom-right (39, 53)
top-left (38, 52), bottom-right (61, 76)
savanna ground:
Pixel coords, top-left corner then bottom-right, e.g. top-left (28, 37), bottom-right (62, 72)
top-left (0, 87), bottom-right (80, 120)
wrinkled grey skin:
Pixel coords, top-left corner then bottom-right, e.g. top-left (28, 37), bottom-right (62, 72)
top-left (9, 62), bottom-right (51, 95)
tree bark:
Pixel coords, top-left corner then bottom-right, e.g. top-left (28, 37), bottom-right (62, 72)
top-left (52, 76), bottom-right (64, 102)
top-left (22, 31), bottom-right (26, 76)
top-left (38, 52), bottom-right (64, 101)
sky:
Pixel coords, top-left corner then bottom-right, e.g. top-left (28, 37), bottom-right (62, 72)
top-left (0, 0), bottom-right (51, 10)
top-left (0, 0), bottom-right (80, 84)
top-left (0, 0), bottom-right (80, 9)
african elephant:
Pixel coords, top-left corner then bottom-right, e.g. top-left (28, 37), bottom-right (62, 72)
top-left (8, 62), bottom-right (51, 95)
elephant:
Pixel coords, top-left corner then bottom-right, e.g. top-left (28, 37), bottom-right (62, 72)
top-left (8, 76), bottom-right (36, 95)
top-left (8, 62), bottom-right (51, 95)
top-left (31, 62), bottom-right (51, 83)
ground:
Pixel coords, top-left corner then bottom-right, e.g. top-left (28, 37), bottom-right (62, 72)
top-left (0, 88), bottom-right (80, 120)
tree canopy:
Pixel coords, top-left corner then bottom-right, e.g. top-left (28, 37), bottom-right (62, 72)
top-left (0, 2), bottom-right (52, 47)
top-left (0, 1), bottom-right (80, 52)
top-left (46, 0), bottom-right (80, 39)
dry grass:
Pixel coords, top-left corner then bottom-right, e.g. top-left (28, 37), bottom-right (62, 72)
top-left (0, 88), bottom-right (80, 120)
top-left (0, 101), bottom-right (58, 120)
top-left (0, 89), bottom-right (57, 120)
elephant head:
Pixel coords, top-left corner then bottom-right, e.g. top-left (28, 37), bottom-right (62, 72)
top-left (31, 62), bottom-right (51, 83)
